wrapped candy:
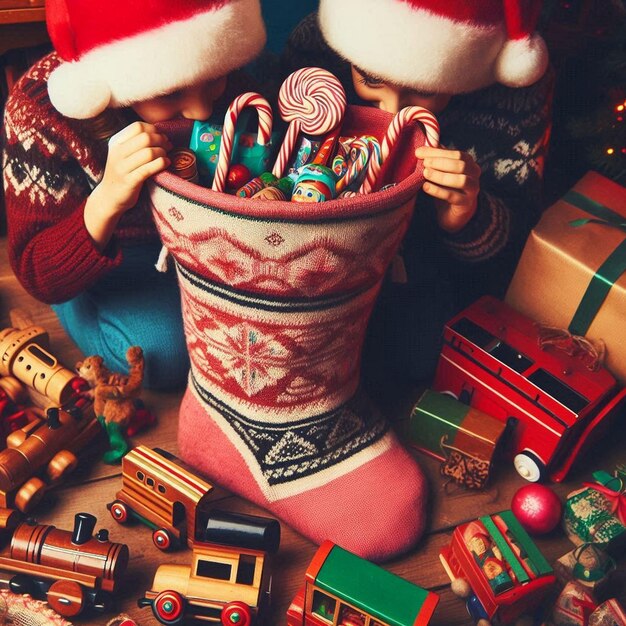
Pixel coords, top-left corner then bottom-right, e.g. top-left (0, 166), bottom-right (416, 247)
top-left (564, 471), bottom-right (626, 556)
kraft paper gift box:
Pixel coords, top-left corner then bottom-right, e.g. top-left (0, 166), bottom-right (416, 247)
top-left (506, 171), bottom-right (626, 383)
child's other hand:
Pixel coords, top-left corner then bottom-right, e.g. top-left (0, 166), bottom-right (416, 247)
top-left (415, 146), bottom-right (481, 233)
top-left (100, 121), bottom-right (172, 214)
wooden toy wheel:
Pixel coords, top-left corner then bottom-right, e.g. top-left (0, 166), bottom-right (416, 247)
top-left (513, 450), bottom-right (546, 483)
top-left (47, 450), bottom-right (78, 481)
top-left (6, 429), bottom-right (28, 448)
top-left (152, 590), bottom-right (186, 625)
top-left (47, 580), bottom-right (86, 617)
top-left (221, 601), bottom-right (252, 626)
top-left (152, 528), bottom-right (174, 551)
top-left (110, 500), bottom-right (130, 524)
top-left (14, 477), bottom-right (46, 513)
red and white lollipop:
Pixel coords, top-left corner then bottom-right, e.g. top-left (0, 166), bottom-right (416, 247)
top-left (212, 92), bottom-right (273, 193)
top-left (359, 106), bottom-right (440, 195)
top-left (272, 67), bottom-right (347, 178)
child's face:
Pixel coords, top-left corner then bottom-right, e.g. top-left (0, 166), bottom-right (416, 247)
top-left (131, 76), bottom-right (227, 123)
top-left (352, 66), bottom-right (451, 114)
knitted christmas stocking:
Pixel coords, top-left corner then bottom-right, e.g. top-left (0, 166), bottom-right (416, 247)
top-left (149, 159), bottom-right (428, 561)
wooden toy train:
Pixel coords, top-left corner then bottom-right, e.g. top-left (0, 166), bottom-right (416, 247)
top-left (0, 512), bottom-right (128, 618)
top-left (138, 510), bottom-right (280, 625)
top-left (0, 322), bottom-right (99, 515)
top-left (108, 445), bottom-right (217, 551)
top-left (287, 541), bottom-right (439, 626)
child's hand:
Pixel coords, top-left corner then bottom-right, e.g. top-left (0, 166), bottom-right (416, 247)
top-left (415, 146), bottom-right (481, 233)
top-left (100, 121), bottom-right (172, 213)
top-left (85, 122), bottom-right (172, 250)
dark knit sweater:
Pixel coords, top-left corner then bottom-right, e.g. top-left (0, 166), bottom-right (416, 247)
top-left (283, 14), bottom-right (554, 295)
top-left (2, 53), bottom-right (159, 304)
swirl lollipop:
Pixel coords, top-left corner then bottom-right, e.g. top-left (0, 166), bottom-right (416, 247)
top-left (212, 92), bottom-right (273, 193)
top-left (359, 106), bottom-right (440, 195)
top-left (272, 67), bottom-right (347, 178)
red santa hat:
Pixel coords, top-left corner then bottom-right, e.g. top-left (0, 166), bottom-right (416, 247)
top-left (318, 0), bottom-right (549, 94)
top-left (46, 0), bottom-right (266, 119)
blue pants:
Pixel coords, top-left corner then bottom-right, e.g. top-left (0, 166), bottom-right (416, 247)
top-left (52, 243), bottom-right (189, 390)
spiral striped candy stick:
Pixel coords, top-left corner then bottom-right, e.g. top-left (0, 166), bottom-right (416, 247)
top-left (212, 92), bottom-right (273, 193)
top-left (336, 136), bottom-right (381, 194)
top-left (272, 67), bottom-right (347, 178)
top-left (359, 106), bottom-right (440, 195)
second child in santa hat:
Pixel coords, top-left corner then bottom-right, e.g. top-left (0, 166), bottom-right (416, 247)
top-left (284, 0), bottom-right (554, 382)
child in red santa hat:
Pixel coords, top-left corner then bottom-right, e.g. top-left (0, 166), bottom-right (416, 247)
top-left (284, 0), bottom-right (554, 383)
top-left (2, 0), bottom-right (266, 390)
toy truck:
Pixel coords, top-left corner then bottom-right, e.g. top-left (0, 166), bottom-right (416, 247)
top-left (286, 540), bottom-right (439, 626)
top-left (433, 296), bottom-right (626, 482)
top-left (440, 510), bottom-right (556, 625)
top-left (138, 510), bottom-right (280, 625)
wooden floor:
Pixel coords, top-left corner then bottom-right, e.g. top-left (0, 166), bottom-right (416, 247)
top-left (1, 237), bottom-right (625, 626)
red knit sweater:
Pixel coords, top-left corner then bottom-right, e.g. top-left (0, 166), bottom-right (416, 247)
top-left (2, 53), bottom-right (159, 304)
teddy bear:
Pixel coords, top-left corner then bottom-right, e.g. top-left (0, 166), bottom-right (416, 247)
top-left (76, 346), bottom-right (151, 463)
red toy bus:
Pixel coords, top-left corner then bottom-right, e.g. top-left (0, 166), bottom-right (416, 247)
top-left (433, 297), bottom-right (626, 482)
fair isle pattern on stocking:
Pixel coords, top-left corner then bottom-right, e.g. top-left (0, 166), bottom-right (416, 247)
top-left (150, 172), bottom-right (416, 500)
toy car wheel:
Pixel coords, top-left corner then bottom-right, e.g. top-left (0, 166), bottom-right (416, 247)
top-left (14, 477), bottom-right (46, 513)
top-left (9, 574), bottom-right (36, 596)
top-left (110, 500), bottom-right (130, 524)
top-left (47, 580), bottom-right (86, 617)
top-left (92, 590), bottom-right (115, 613)
top-left (513, 450), bottom-right (546, 482)
top-left (221, 601), bottom-right (252, 626)
top-left (152, 590), bottom-right (186, 625)
top-left (47, 450), bottom-right (78, 481)
top-left (152, 528), bottom-right (174, 551)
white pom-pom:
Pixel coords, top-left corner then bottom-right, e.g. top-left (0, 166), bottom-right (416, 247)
top-left (494, 34), bottom-right (549, 88)
top-left (48, 62), bottom-right (112, 119)
top-left (451, 577), bottom-right (472, 598)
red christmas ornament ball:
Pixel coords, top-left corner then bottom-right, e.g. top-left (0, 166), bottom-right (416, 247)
top-left (227, 164), bottom-right (252, 190)
top-left (511, 484), bottom-right (562, 534)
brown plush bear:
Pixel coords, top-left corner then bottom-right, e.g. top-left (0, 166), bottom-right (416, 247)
top-left (76, 347), bottom-right (145, 463)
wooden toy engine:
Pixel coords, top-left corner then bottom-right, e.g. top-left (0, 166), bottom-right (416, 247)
top-left (0, 405), bottom-right (101, 513)
top-left (0, 512), bottom-right (129, 618)
top-left (0, 324), bottom-right (81, 407)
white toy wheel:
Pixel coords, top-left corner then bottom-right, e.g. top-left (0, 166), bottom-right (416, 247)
top-left (514, 451), bottom-right (545, 482)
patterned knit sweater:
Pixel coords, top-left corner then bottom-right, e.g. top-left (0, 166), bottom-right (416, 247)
top-left (2, 53), bottom-right (159, 304)
top-left (283, 14), bottom-right (555, 288)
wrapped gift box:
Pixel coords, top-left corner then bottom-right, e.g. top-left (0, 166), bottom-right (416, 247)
top-left (552, 581), bottom-right (599, 626)
top-left (506, 171), bottom-right (626, 383)
top-left (589, 599), bottom-right (626, 626)
top-left (407, 390), bottom-right (506, 489)
top-left (564, 471), bottom-right (626, 556)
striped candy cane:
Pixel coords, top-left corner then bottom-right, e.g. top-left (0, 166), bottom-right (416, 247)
top-left (359, 106), bottom-right (440, 195)
top-left (212, 92), bottom-right (273, 193)
top-left (272, 67), bottom-right (347, 178)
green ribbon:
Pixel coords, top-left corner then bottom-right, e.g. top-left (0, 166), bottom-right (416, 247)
top-left (565, 190), bottom-right (626, 336)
